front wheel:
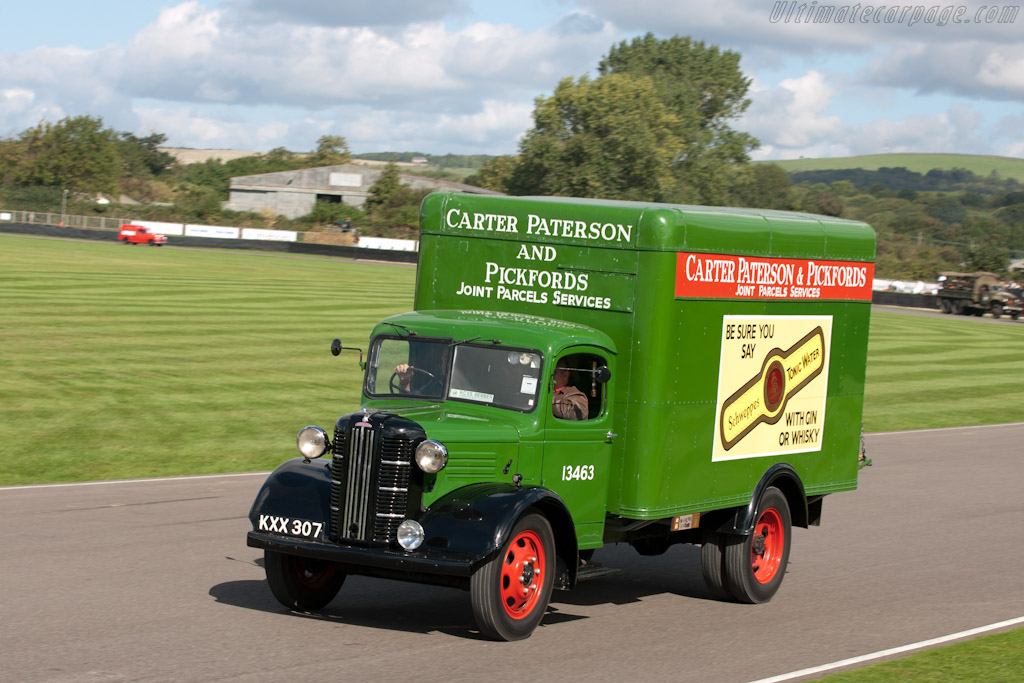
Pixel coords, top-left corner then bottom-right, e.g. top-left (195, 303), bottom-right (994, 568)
top-left (470, 513), bottom-right (555, 641)
top-left (723, 486), bottom-right (792, 604)
top-left (264, 550), bottom-right (346, 611)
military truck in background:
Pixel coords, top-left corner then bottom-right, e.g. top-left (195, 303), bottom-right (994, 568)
top-left (246, 193), bottom-right (876, 640)
top-left (937, 271), bottom-right (1021, 319)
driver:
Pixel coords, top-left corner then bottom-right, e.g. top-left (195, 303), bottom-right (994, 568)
top-left (394, 363), bottom-right (415, 393)
top-left (552, 359), bottom-right (588, 420)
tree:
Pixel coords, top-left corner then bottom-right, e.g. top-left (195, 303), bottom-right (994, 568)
top-left (14, 116), bottom-right (121, 194)
top-left (510, 74), bottom-right (682, 201)
top-left (117, 132), bottom-right (174, 177)
top-left (464, 155), bottom-right (517, 193)
top-left (733, 163), bottom-right (791, 210)
top-left (968, 242), bottom-right (1010, 274)
top-left (363, 162), bottom-right (431, 232)
top-left (308, 135), bottom-right (351, 167)
top-left (597, 34), bottom-right (758, 203)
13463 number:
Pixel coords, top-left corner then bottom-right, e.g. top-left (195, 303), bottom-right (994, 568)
top-left (561, 464), bottom-right (595, 481)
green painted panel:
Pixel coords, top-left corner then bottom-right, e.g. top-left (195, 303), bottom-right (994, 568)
top-left (396, 193), bottom-right (876, 526)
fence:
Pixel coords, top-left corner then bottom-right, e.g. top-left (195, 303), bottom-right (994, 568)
top-left (0, 208), bottom-right (419, 257)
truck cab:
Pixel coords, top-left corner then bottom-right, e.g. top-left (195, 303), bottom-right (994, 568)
top-left (247, 192), bottom-right (876, 640)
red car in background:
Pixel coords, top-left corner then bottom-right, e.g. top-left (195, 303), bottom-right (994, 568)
top-left (118, 224), bottom-right (167, 246)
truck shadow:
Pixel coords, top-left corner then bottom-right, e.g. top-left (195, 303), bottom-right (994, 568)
top-left (210, 544), bottom-right (718, 639)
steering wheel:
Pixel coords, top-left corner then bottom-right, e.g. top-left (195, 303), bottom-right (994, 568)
top-left (389, 367), bottom-right (441, 394)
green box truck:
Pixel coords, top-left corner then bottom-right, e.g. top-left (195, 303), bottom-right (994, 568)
top-left (247, 192), bottom-right (876, 640)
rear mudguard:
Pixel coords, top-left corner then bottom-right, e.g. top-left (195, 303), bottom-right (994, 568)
top-left (248, 459), bottom-right (578, 587)
top-left (705, 463), bottom-right (811, 536)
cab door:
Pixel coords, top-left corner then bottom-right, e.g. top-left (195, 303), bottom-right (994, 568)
top-left (541, 346), bottom-right (615, 548)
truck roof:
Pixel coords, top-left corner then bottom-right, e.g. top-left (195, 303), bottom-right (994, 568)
top-left (375, 310), bottom-right (616, 355)
top-left (421, 193), bottom-right (875, 262)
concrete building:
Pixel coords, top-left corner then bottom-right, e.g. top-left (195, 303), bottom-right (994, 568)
top-left (225, 164), bottom-right (500, 219)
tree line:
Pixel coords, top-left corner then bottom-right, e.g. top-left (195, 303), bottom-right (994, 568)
top-left (1, 33), bottom-right (1020, 277)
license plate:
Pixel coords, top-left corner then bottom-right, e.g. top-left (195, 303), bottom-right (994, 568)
top-left (257, 514), bottom-right (324, 539)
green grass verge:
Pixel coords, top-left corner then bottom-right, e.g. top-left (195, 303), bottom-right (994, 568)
top-left (4, 236), bottom-right (1024, 485)
top-left (864, 309), bottom-right (1024, 431)
top-left (756, 153), bottom-right (1024, 182)
top-left (815, 626), bottom-right (1024, 682)
top-left (0, 236), bottom-right (413, 484)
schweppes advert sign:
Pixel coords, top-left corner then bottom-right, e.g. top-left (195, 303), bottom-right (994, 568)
top-left (713, 315), bottom-right (833, 462)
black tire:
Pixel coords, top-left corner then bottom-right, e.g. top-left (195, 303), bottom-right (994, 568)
top-left (470, 513), bottom-right (555, 641)
top-left (939, 298), bottom-right (951, 314)
top-left (700, 531), bottom-right (734, 601)
top-left (264, 550), bottom-right (345, 611)
top-left (992, 303), bottom-right (1003, 319)
top-left (723, 487), bottom-right (791, 604)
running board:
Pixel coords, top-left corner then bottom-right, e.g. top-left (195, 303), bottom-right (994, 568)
top-left (576, 562), bottom-right (622, 581)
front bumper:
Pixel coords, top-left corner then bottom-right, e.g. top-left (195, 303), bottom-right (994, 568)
top-left (247, 530), bottom-right (474, 577)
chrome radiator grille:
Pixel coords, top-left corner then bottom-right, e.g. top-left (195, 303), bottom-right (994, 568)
top-left (330, 416), bottom-right (417, 544)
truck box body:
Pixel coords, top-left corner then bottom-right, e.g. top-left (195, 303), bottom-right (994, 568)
top-left (248, 191), bottom-right (877, 640)
top-left (415, 193), bottom-right (875, 524)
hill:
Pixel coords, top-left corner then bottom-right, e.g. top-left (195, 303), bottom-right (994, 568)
top-left (756, 153), bottom-right (1024, 183)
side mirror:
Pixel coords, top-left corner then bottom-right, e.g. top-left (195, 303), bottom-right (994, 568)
top-left (595, 366), bottom-right (611, 384)
top-left (331, 338), bottom-right (365, 368)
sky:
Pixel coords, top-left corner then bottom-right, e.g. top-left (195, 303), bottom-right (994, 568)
top-left (1, 0), bottom-right (1023, 161)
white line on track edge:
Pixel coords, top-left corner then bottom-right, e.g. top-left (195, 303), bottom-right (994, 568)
top-left (4, 423), bottom-right (1022, 490)
top-left (745, 616), bottom-right (1024, 683)
top-left (867, 421), bottom-right (1024, 437)
top-left (0, 471), bottom-right (271, 491)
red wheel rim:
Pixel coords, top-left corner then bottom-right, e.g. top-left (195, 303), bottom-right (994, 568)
top-left (292, 557), bottom-right (336, 589)
top-left (751, 507), bottom-right (784, 584)
top-left (500, 530), bottom-right (546, 619)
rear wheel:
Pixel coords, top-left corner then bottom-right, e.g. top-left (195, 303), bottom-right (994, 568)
top-left (264, 550), bottom-right (345, 611)
top-left (700, 531), bottom-right (733, 601)
top-left (939, 298), bottom-right (951, 314)
top-left (470, 513), bottom-right (555, 641)
top-left (992, 303), bottom-right (1003, 319)
top-left (723, 487), bottom-right (791, 604)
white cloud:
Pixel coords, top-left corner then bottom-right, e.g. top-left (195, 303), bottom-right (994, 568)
top-left (742, 71), bottom-right (844, 157)
top-left (230, 0), bottom-right (469, 28)
top-left (742, 69), bottom-right (1017, 160)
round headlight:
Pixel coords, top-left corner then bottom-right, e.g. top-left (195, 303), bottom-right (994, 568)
top-left (297, 426), bottom-right (330, 459)
top-left (415, 439), bottom-right (448, 473)
top-left (397, 520), bottom-right (424, 550)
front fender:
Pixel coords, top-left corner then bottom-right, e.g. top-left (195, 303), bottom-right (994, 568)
top-left (420, 483), bottom-right (578, 585)
top-left (248, 457), bottom-right (332, 527)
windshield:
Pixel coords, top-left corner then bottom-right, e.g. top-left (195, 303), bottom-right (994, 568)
top-left (365, 336), bottom-right (543, 412)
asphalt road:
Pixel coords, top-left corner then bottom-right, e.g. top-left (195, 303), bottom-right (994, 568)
top-left (2, 424), bottom-right (1022, 683)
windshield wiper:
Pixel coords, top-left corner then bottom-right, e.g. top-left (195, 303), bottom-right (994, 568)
top-left (383, 322), bottom-right (416, 336)
top-left (451, 336), bottom-right (501, 346)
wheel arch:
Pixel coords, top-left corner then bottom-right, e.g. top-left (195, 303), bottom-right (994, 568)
top-left (421, 483), bottom-right (578, 587)
top-left (730, 463), bottom-right (809, 535)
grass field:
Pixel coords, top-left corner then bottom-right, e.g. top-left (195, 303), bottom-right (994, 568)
top-left (0, 235), bottom-right (414, 484)
top-left (756, 152), bottom-right (1024, 182)
top-left (864, 308), bottom-right (1024, 432)
top-left (2, 234), bottom-right (1021, 678)
top-left (4, 234), bottom-right (1024, 485)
